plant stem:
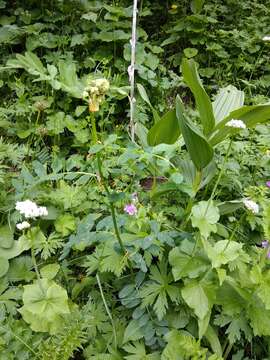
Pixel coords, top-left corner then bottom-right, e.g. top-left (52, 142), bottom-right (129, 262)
top-left (223, 342), bottom-right (233, 360)
top-left (91, 113), bottom-right (126, 255)
top-left (97, 155), bottom-right (126, 254)
top-left (96, 273), bottom-right (117, 349)
top-left (31, 247), bottom-right (45, 295)
top-left (204, 139), bottom-right (232, 217)
top-left (0, 324), bottom-right (37, 357)
top-left (210, 139), bottom-right (232, 203)
top-left (181, 170), bottom-right (202, 230)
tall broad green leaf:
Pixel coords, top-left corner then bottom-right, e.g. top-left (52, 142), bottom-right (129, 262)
top-left (176, 96), bottom-right (213, 170)
top-left (147, 109), bottom-right (180, 146)
top-left (212, 85), bottom-right (244, 124)
top-left (210, 104), bottom-right (270, 145)
top-left (182, 58), bottom-right (215, 135)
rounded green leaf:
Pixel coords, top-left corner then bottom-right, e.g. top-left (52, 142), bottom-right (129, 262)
top-left (0, 225), bottom-right (14, 249)
top-left (0, 257), bottom-right (9, 278)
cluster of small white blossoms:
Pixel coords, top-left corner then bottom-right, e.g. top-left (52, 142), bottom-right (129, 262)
top-left (243, 199), bottom-right (259, 214)
top-left (82, 78), bottom-right (110, 112)
top-left (263, 36), bottom-right (270, 41)
top-left (225, 119), bottom-right (246, 129)
top-left (15, 200), bottom-right (48, 230)
top-left (16, 221), bottom-right (31, 230)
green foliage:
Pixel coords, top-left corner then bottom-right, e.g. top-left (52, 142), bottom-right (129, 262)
top-left (0, 0), bottom-right (269, 359)
top-left (19, 278), bottom-right (70, 334)
top-left (191, 201), bottom-right (220, 238)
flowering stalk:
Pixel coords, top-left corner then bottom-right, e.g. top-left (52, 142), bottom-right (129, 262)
top-left (91, 113), bottom-right (126, 255)
top-left (204, 138), bottom-right (233, 217)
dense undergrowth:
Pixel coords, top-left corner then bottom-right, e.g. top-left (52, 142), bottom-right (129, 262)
top-left (0, 0), bottom-right (270, 359)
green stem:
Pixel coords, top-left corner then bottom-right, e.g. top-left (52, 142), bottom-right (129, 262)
top-left (91, 113), bottom-right (126, 255)
top-left (222, 213), bottom-right (245, 253)
top-left (0, 325), bottom-right (37, 357)
top-left (181, 170), bottom-right (202, 230)
top-left (223, 342), bottom-right (233, 360)
top-left (96, 273), bottom-right (117, 349)
top-left (31, 248), bottom-right (45, 295)
top-left (204, 139), bottom-right (232, 217)
top-left (210, 139), bottom-right (232, 203)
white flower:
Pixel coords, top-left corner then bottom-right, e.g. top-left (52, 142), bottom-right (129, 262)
top-left (94, 79), bottom-right (110, 92)
top-left (16, 221), bottom-right (31, 231)
top-left (15, 200), bottom-right (48, 219)
top-left (37, 206), bottom-right (48, 217)
top-left (225, 119), bottom-right (246, 129)
top-left (82, 90), bottom-right (88, 98)
top-left (263, 36), bottom-right (270, 41)
top-left (243, 199), bottom-right (259, 214)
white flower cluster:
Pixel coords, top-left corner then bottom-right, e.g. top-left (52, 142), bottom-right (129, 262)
top-left (243, 198), bottom-right (259, 214)
top-left (82, 78), bottom-right (110, 112)
top-left (16, 221), bottom-right (31, 230)
top-left (263, 36), bottom-right (270, 41)
top-left (225, 119), bottom-right (246, 129)
top-left (15, 200), bottom-right (48, 219)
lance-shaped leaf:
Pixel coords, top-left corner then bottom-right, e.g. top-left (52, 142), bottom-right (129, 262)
top-left (212, 85), bottom-right (244, 124)
top-left (209, 104), bottom-right (270, 145)
top-left (176, 96), bottom-right (213, 170)
top-left (182, 58), bottom-right (215, 135)
top-left (147, 109), bottom-right (180, 146)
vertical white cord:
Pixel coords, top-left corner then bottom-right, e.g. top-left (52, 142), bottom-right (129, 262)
top-left (128, 0), bottom-right (138, 142)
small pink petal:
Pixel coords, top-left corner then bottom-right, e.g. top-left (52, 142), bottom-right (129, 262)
top-left (266, 181), bottom-right (270, 188)
top-left (262, 241), bottom-right (269, 248)
top-left (124, 203), bottom-right (137, 216)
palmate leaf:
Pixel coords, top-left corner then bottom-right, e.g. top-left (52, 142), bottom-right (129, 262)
top-left (176, 96), bottom-right (213, 170)
top-left (182, 58), bottom-right (215, 135)
top-left (169, 247), bottom-right (210, 281)
top-left (205, 240), bottom-right (243, 268)
top-left (123, 341), bottom-right (160, 359)
top-left (100, 242), bottom-right (129, 277)
top-left (162, 330), bottom-right (208, 360)
top-left (19, 278), bottom-right (70, 334)
top-left (140, 262), bottom-right (180, 320)
top-left (191, 201), bottom-right (220, 238)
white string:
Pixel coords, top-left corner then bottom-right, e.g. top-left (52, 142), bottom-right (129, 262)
top-left (128, 0), bottom-right (138, 142)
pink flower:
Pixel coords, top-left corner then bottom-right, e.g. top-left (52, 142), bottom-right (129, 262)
top-left (261, 241), bottom-right (270, 259)
top-left (261, 240), bottom-right (269, 248)
top-left (124, 203), bottom-right (137, 216)
top-left (266, 181), bottom-right (270, 188)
